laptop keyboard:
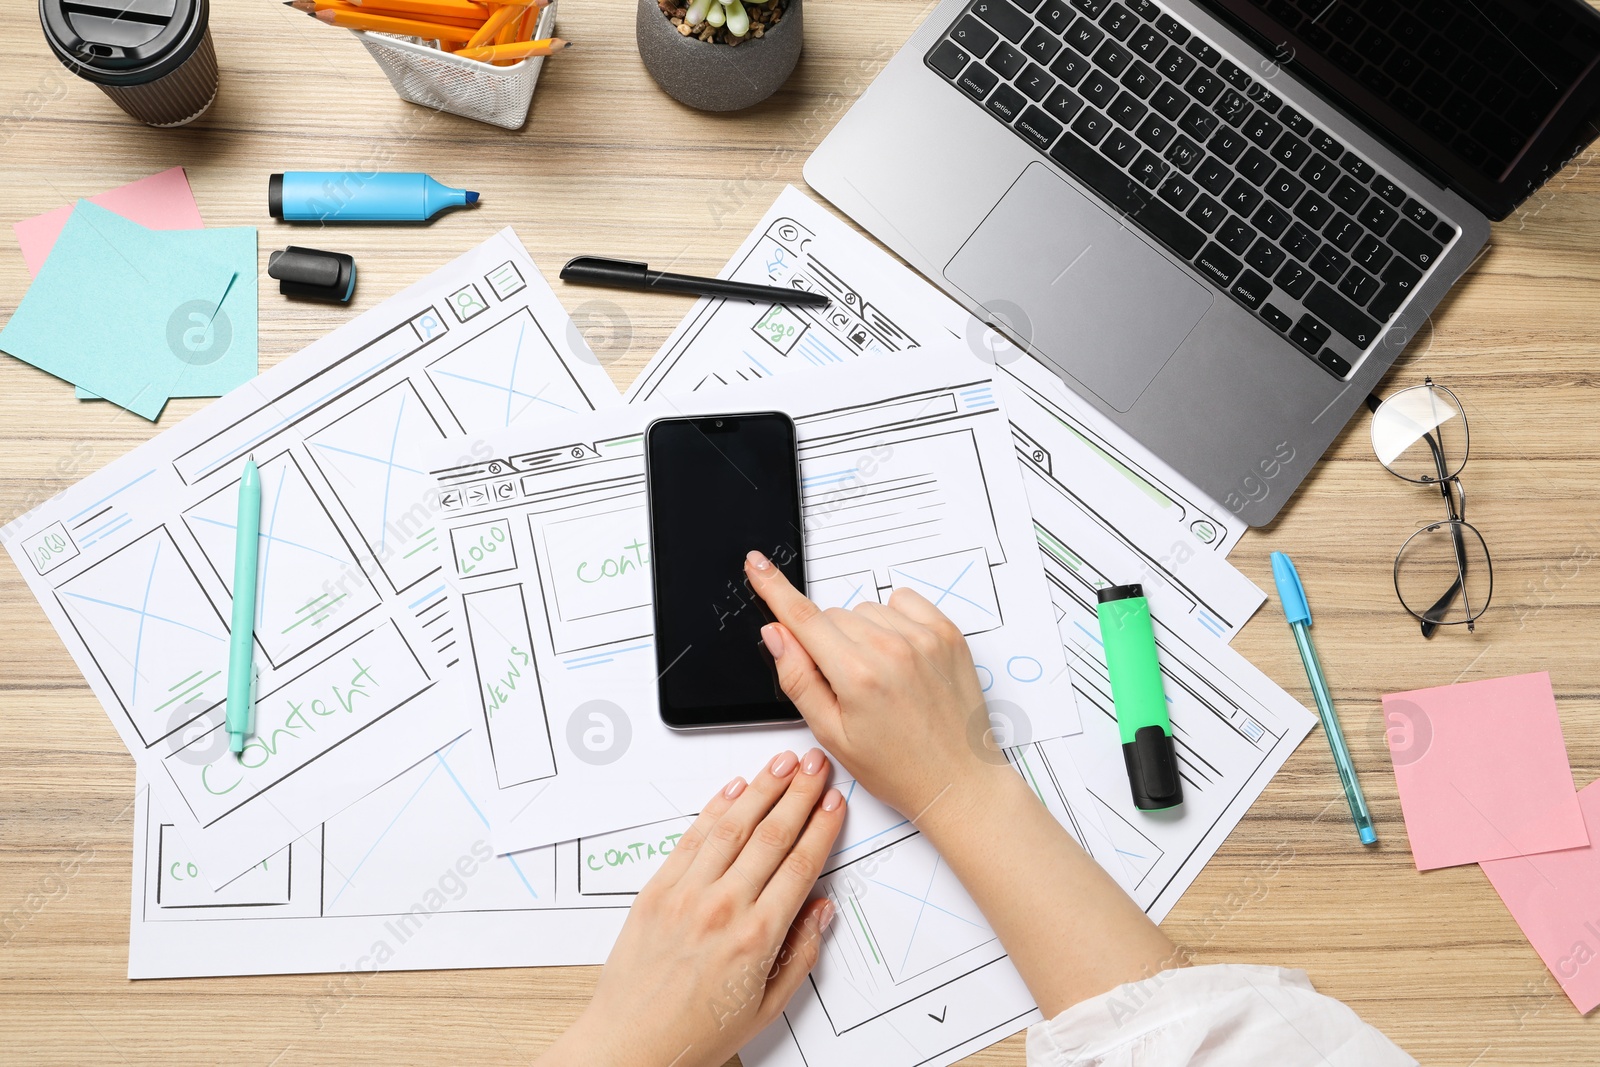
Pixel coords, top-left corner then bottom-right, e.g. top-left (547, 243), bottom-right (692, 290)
top-left (924, 0), bottom-right (1460, 379)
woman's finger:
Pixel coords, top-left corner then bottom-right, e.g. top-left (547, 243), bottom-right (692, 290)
top-left (758, 784), bottom-right (846, 922)
top-left (884, 585), bottom-right (962, 632)
top-left (756, 897), bottom-right (834, 1028)
top-left (746, 551), bottom-right (853, 666)
top-left (761, 623), bottom-right (843, 736)
top-left (652, 772), bottom-right (749, 889)
top-left (726, 748), bottom-right (832, 898)
top-left (681, 750), bottom-right (803, 887)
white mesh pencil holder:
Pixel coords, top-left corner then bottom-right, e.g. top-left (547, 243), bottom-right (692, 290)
top-left (354, 2), bottom-right (556, 130)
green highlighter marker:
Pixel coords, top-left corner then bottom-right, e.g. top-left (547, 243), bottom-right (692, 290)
top-left (226, 458), bottom-right (261, 755)
top-left (1096, 584), bottom-right (1183, 811)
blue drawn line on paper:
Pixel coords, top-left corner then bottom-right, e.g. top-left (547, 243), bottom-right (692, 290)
top-left (378, 392), bottom-right (409, 552)
top-left (745, 350), bottom-right (772, 376)
top-left (504, 321), bottom-right (527, 427)
top-left (308, 443), bottom-right (425, 476)
top-left (79, 515), bottom-right (133, 549)
top-left (408, 585), bottom-right (447, 610)
top-left (436, 745), bottom-right (538, 901)
top-left (828, 816), bottom-right (909, 860)
top-left (59, 589), bottom-right (228, 644)
top-left (1073, 620), bottom-right (1103, 647)
top-left (430, 369), bottom-right (573, 418)
top-left (841, 582), bottom-right (866, 608)
top-left (564, 643), bottom-right (650, 669)
top-left (328, 755), bottom-right (449, 907)
top-left (189, 515), bottom-right (350, 567)
top-left (890, 560), bottom-right (994, 618)
top-left (81, 512), bottom-right (130, 542)
top-left (799, 332), bottom-right (845, 366)
top-left (68, 469), bottom-right (154, 523)
top-left (1196, 610), bottom-right (1224, 637)
top-left (126, 538), bottom-right (163, 707)
top-left (802, 470), bottom-right (857, 487)
top-left (254, 468), bottom-right (292, 627)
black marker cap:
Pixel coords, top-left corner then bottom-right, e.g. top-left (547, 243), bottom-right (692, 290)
top-left (268, 173), bottom-right (283, 220)
top-left (1097, 583), bottom-right (1144, 604)
top-left (1123, 725), bottom-right (1182, 810)
top-left (267, 246), bottom-right (356, 303)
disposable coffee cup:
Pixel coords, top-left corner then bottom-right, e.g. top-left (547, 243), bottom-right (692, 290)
top-left (39, 0), bottom-right (219, 128)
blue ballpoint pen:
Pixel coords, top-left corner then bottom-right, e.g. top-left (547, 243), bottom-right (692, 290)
top-left (1271, 551), bottom-right (1377, 846)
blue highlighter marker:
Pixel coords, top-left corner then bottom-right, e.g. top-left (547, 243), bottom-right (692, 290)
top-left (268, 172), bottom-right (479, 223)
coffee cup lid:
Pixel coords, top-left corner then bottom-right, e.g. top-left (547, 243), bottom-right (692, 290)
top-left (39, 0), bottom-right (207, 85)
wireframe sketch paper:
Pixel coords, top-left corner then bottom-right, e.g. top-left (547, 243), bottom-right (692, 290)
top-left (628, 185), bottom-right (1254, 560)
top-left (619, 194), bottom-right (1314, 1067)
top-left (1384, 672), bottom-right (1588, 870)
top-left (427, 348), bottom-right (1080, 853)
top-left (1480, 778), bottom-right (1600, 1015)
top-left (129, 734), bottom-right (634, 979)
top-left (2, 229), bottom-right (622, 885)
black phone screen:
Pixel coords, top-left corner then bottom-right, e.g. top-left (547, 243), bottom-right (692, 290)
top-left (645, 413), bottom-right (806, 729)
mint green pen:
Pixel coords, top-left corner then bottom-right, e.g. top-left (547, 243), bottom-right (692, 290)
top-left (1271, 551), bottom-right (1376, 845)
top-left (226, 458), bottom-right (261, 755)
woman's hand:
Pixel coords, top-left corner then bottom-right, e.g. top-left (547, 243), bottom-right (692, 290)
top-left (743, 550), bottom-right (1013, 828)
top-left (744, 552), bottom-right (1178, 1017)
top-left (542, 748), bottom-right (846, 1067)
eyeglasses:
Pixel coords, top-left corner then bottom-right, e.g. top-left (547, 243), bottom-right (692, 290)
top-left (1365, 378), bottom-right (1492, 637)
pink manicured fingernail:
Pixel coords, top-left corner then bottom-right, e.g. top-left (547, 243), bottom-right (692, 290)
top-left (747, 550), bottom-right (772, 571)
top-left (821, 787), bottom-right (843, 812)
top-left (762, 623), bottom-right (786, 658)
top-left (769, 750), bottom-right (798, 777)
top-left (723, 776), bottom-right (746, 799)
top-left (801, 747), bottom-right (826, 775)
top-left (819, 900), bottom-right (836, 931)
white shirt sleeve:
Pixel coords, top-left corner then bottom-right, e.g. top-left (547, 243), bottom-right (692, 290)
top-left (1025, 964), bottom-right (1417, 1067)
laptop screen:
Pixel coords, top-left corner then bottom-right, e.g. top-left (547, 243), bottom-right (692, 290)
top-left (1201, 0), bottom-right (1600, 219)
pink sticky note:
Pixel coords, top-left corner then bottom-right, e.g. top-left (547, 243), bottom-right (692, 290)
top-left (13, 167), bottom-right (203, 277)
top-left (1384, 672), bottom-right (1587, 871)
top-left (1481, 779), bottom-right (1600, 1014)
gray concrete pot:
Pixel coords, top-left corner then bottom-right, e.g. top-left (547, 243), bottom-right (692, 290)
top-left (636, 0), bottom-right (802, 112)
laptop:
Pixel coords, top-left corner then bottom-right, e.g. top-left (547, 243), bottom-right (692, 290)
top-left (805, 0), bottom-right (1600, 525)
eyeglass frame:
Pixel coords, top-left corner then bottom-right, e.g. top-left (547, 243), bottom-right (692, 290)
top-left (1364, 377), bottom-right (1493, 637)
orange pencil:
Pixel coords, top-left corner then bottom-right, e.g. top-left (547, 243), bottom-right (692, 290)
top-left (286, 1), bottom-right (484, 28)
top-left (310, 7), bottom-right (477, 42)
top-left (464, 3), bottom-right (524, 48)
top-left (347, 0), bottom-right (490, 19)
top-left (455, 37), bottom-right (570, 61)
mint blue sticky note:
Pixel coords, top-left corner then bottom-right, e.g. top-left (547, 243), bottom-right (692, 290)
top-left (64, 208), bottom-right (259, 403)
top-left (0, 202), bottom-right (249, 421)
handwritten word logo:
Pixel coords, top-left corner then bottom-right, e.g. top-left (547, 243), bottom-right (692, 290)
top-left (166, 300), bottom-right (232, 366)
top-left (567, 699), bottom-right (631, 765)
top-left (1384, 699), bottom-right (1433, 767)
top-left (967, 699), bottom-right (1032, 765)
top-left (566, 299), bottom-right (632, 366)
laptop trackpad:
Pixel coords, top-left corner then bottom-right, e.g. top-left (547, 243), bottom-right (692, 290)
top-left (945, 163), bottom-right (1213, 412)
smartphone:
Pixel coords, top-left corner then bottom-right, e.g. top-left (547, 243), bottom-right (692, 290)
top-left (645, 412), bottom-right (806, 729)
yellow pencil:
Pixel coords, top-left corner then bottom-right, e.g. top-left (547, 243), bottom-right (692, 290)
top-left (310, 7), bottom-right (477, 42)
top-left (455, 36), bottom-right (570, 61)
top-left (464, 4), bottom-right (523, 49)
top-left (347, 0), bottom-right (490, 19)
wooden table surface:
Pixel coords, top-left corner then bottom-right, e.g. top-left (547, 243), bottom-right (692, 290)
top-left (2, 1), bottom-right (1598, 1063)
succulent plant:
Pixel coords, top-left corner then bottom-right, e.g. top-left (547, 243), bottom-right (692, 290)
top-left (683, 0), bottom-right (774, 38)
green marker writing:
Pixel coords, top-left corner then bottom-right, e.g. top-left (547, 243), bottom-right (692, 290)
top-left (1096, 584), bottom-right (1183, 811)
top-left (226, 458), bottom-right (261, 755)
